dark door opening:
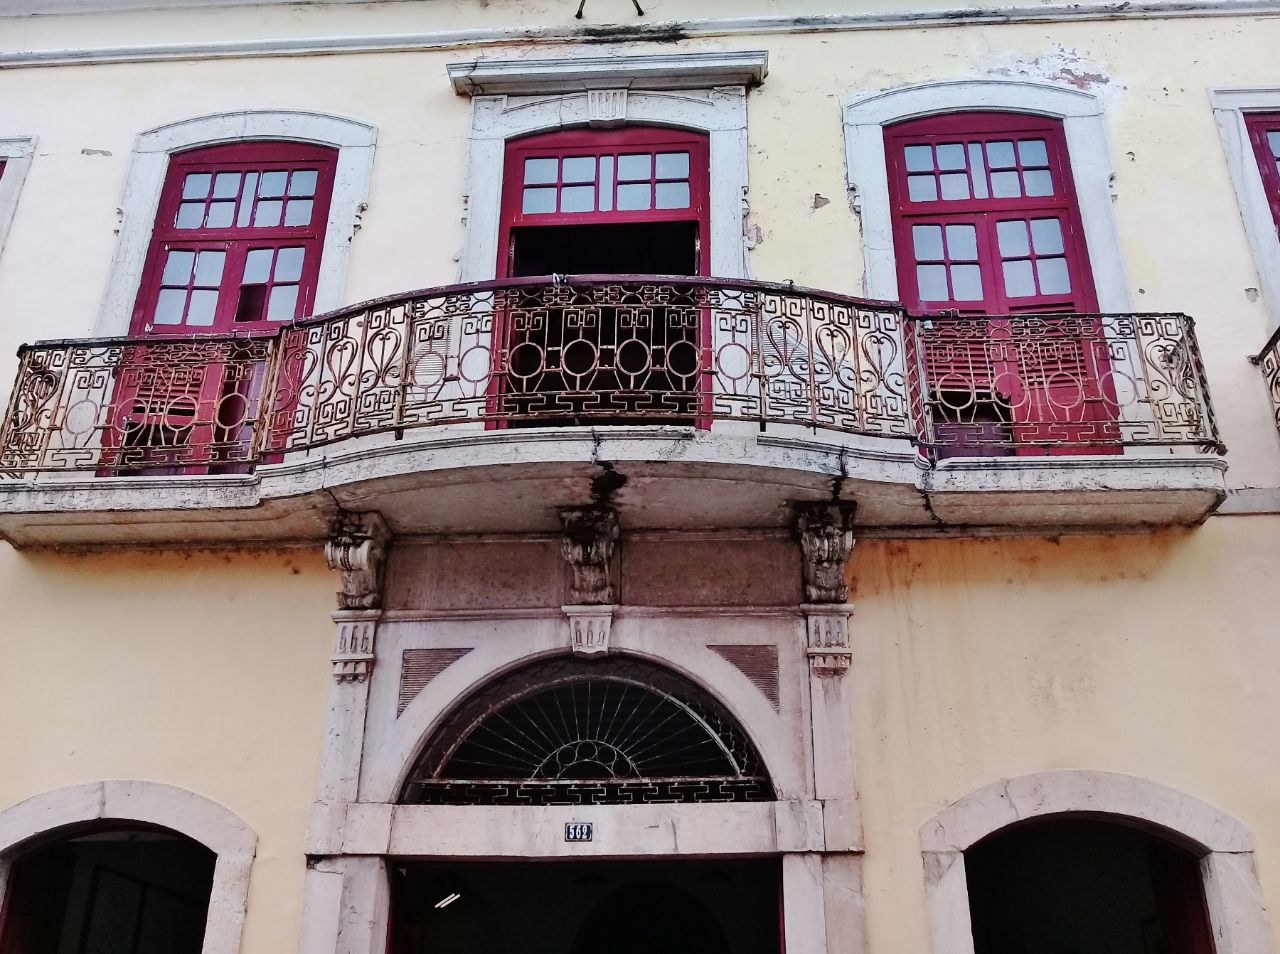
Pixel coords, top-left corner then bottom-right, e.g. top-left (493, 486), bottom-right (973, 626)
top-left (389, 858), bottom-right (779, 954)
top-left (509, 221), bottom-right (699, 277)
top-left (966, 818), bottom-right (1216, 954)
top-left (0, 825), bottom-right (215, 954)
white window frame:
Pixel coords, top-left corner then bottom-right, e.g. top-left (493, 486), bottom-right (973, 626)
top-left (0, 780), bottom-right (257, 954)
top-left (921, 770), bottom-right (1276, 954)
top-left (0, 137), bottom-right (37, 259)
top-left (96, 109), bottom-right (376, 337)
top-left (453, 53), bottom-right (765, 282)
top-left (843, 79), bottom-right (1131, 311)
top-left (1212, 87), bottom-right (1280, 330)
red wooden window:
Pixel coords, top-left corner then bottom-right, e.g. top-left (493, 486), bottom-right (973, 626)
top-left (885, 112), bottom-right (1097, 313)
top-left (498, 126), bottom-right (711, 277)
top-left (885, 113), bottom-right (1115, 456)
top-left (130, 141), bottom-right (337, 335)
top-left (1244, 112), bottom-right (1280, 236)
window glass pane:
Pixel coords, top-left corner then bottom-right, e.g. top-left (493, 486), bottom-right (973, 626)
top-left (212, 172), bottom-right (240, 198)
top-left (193, 250), bottom-right (225, 285)
top-left (524, 158), bottom-right (558, 185)
top-left (560, 185), bottom-right (596, 213)
top-left (617, 183), bottom-right (652, 210)
top-left (940, 173), bottom-right (970, 200)
top-left (154, 288), bottom-right (187, 324)
top-left (986, 141), bottom-right (1016, 168)
top-left (267, 285), bottom-right (299, 321)
top-left (1018, 139), bottom-right (1049, 166)
top-left (175, 202), bottom-right (205, 228)
top-left (182, 173), bottom-right (211, 199)
top-left (243, 249), bottom-right (274, 284)
top-left (1030, 218), bottom-right (1065, 254)
top-left (1003, 259), bottom-right (1036, 297)
top-left (907, 175), bottom-right (938, 202)
top-left (912, 225), bottom-right (944, 260)
top-left (253, 200), bottom-right (283, 226)
top-left (904, 145), bottom-right (935, 172)
top-left (617, 154), bottom-right (652, 181)
top-left (656, 152), bottom-right (690, 179)
top-left (237, 173), bottom-right (259, 227)
top-left (655, 182), bottom-right (690, 209)
top-left (284, 199), bottom-right (313, 226)
top-left (917, 264), bottom-right (949, 301)
top-left (935, 143), bottom-right (966, 170)
top-left (275, 247), bottom-right (305, 282)
top-left (289, 169), bottom-right (318, 196)
top-left (951, 264), bottom-right (983, 301)
top-left (967, 143), bottom-right (989, 199)
top-left (1036, 257), bottom-right (1071, 294)
top-left (259, 171), bottom-right (287, 197)
top-left (945, 224), bottom-right (978, 260)
top-left (990, 171), bottom-right (1021, 198)
top-left (206, 201), bottom-right (235, 228)
top-left (997, 220), bottom-right (1030, 257)
top-left (561, 157), bottom-right (596, 184)
top-left (186, 289), bottom-right (219, 325)
top-left (1269, 131), bottom-right (1280, 158)
top-left (161, 250), bottom-right (196, 285)
top-left (522, 187), bottom-right (557, 214)
top-left (599, 155), bottom-right (614, 212)
top-left (1023, 170), bottom-right (1054, 197)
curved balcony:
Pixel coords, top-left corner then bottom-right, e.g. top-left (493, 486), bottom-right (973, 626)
top-left (0, 276), bottom-right (1225, 546)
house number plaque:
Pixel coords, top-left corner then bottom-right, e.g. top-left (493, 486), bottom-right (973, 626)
top-left (564, 822), bottom-right (594, 842)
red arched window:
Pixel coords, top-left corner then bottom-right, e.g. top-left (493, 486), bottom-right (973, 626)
top-left (1244, 112), bottom-right (1280, 236)
top-left (130, 141), bottom-right (337, 336)
top-left (885, 113), bottom-right (1116, 456)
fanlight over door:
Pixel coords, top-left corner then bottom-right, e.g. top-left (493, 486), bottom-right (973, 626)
top-left (401, 658), bottom-right (772, 806)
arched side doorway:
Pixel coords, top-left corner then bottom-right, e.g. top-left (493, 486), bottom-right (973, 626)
top-left (0, 781), bottom-right (256, 954)
top-left (920, 771), bottom-right (1275, 954)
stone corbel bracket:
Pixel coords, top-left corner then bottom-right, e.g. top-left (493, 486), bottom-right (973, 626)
top-left (560, 506), bottom-right (620, 657)
top-left (325, 510), bottom-right (391, 610)
top-left (331, 609), bottom-right (380, 683)
top-left (795, 502), bottom-right (856, 676)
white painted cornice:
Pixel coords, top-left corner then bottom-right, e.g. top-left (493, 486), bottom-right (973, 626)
top-left (447, 51), bottom-right (768, 96)
top-left (3, 0), bottom-right (1280, 69)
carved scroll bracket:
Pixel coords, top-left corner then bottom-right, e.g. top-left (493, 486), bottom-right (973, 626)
top-left (325, 510), bottom-right (391, 611)
top-left (795, 502), bottom-right (856, 677)
top-left (560, 506), bottom-right (620, 658)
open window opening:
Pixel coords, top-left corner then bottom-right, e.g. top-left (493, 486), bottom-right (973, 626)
top-left (0, 823), bottom-right (215, 954)
top-left (389, 858), bottom-right (779, 954)
top-left (495, 127), bottom-right (710, 427)
top-left (966, 818), bottom-right (1216, 954)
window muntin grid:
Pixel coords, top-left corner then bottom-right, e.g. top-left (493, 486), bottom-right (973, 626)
top-left (520, 149), bottom-right (693, 216)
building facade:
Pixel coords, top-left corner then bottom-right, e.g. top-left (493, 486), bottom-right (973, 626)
top-left (1, 1), bottom-right (1280, 953)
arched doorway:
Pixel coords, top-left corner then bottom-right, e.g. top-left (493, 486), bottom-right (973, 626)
top-left (0, 822), bottom-right (215, 954)
top-left (389, 658), bottom-right (782, 954)
top-left (965, 817), bottom-right (1215, 954)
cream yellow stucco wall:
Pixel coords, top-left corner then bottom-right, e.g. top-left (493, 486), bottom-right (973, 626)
top-left (0, 545), bottom-right (334, 954)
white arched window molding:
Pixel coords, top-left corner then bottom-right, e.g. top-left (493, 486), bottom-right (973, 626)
top-left (0, 780), bottom-right (257, 954)
top-left (455, 53), bottom-right (764, 282)
top-left (920, 771), bottom-right (1276, 954)
top-left (1212, 88), bottom-right (1280, 331)
top-left (843, 79), bottom-right (1130, 311)
top-left (96, 109), bottom-right (377, 337)
top-left (0, 136), bottom-right (36, 259)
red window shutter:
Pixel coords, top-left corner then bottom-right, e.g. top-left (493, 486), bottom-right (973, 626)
top-left (885, 112), bottom-right (1115, 455)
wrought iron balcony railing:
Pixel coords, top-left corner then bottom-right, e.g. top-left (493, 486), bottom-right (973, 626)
top-left (0, 276), bottom-right (1222, 476)
top-left (1251, 322), bottom-right (1280, 442)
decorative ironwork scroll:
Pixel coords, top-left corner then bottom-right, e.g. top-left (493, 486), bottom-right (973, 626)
top-left (908, 313), bottom-right (1223, 455)
top-left (0, 277), bottom-right (1224, 475)
top-left (1253, 323), bottom-right (1280, 443)
top-left (400, 657), bottom-right (773, 806)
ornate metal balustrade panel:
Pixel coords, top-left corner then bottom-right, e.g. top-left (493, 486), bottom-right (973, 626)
top-left (910, 313), bottom-right (1222, 454)
top-left (1253, 323), bottom-right (1280, 442)
top-left (0, 277), bottom-right (1223, 474)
